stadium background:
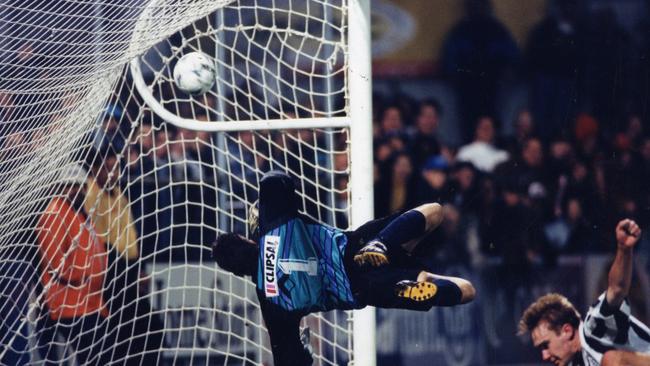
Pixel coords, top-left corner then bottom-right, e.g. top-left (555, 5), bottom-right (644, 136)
top-left (371, 0), bottom-right (650, 364)
top-left (1, 0), bottom-right (650, 365)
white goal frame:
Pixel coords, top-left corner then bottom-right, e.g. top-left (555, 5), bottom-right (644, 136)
top-left (347, 2), bottom-right (375, 365)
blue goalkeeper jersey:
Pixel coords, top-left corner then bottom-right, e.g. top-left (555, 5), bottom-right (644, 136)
top-left (256, 217), bottom-right (359, 313)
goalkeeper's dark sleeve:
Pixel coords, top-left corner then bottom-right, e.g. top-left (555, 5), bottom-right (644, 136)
top-left (258, 294), bottom-right (313, 366)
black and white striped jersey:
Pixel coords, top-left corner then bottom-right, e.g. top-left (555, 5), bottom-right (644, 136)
top-left (574, 292), bottom-right (650, 365)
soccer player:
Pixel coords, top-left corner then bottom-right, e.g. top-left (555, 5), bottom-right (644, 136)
top-left (518, 219), bottom-right (650, 366)
top-left (212, 171), bottom-right (475, 366)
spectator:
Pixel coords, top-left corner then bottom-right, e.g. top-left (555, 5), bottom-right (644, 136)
top-left (0, 240), bottom-right (34, 365)
top-left (333, 151), bottom-right (350, 227)
top-left (573, 113), bottom-right (606, 164)
top-left (456, 116), bottom-right (509, 173)
top-left (408, 99), bottom-right (443, 168)
top-left (620, 113), bottom-right (645, 149)
top-left (562, 196), bottom-right (599, 253)
top-left (379, 105), bottom-right (405, 137)
top-left (448, 161), bottom-right (481, 214)
top-left (393, 93), bottom-right (419, 131)
top-left (93, 103), bottom-right (125, 152)
top-left (125, 121), bottom-right (156, 182)
top-left (175, 125), bottom-right (215, 235)
top-left (372, 93), bottom-right (387, 138)
top-left (85, 149), bottom-right (164, 365)
top-left (597, 133), bottom-right (644, 242)
top-left (334, 174), bottom-right (350, 228)
top-left (482, 182), bottom-right (528, 264)
top-left (375, 152), bottom-right (419, 218)
top-left (520, 138), bottom-right (548, 186)
top-left (441, 0), bottom-right (520, 141)
top-left (153, 127), bottom-right (174, 183)
top-left (85, 149), bottom-right (139, 261)
top-left (0, 91), bottom-right (14, 122)
top-left (417, 155), bottom-right (452, 205)
top-left (566, 158), bottom-right (600, 212)
top-left (483, 175), bottom-right (552, 272)
top-left (501, 108), bottom-right (536, 154)
top-left (495, 137), bottom-right (551, 207)
top-left (0, 131), bottom-right (29, 187)
top-left (128, 124), bottom-right (173, 261)
top-left (36, 164), bottom-right (109, 366)
top-left (170, 129), bottom-right (204, 183)
top-left (168, 129), bottom-right (207, 252)
top-left (194, 127), bottom-right (219, 245)
top-left (223, 130), bottom-right (264, 235)
top-left (546, 136), bottom-right (575, 182)
top-left (227, 130), bottom-right (263, 197)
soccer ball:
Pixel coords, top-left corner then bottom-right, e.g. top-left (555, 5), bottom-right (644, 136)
top-left (173, 52), bottom-right (215, 95)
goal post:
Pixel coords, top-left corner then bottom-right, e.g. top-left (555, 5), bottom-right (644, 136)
top-left (0, 0), bottom-right (374, 365)
top-left (348, 0), bottom-right (376, 366)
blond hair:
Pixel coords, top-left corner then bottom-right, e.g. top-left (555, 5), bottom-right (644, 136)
top-left (518, 293), bottom-right (581, 336)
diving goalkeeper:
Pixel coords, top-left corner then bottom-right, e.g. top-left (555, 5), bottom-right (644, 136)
top-left (212, 171), bottom-right (476, 366)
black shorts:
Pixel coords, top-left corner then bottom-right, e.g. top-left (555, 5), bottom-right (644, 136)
top-left (344, 214), bottom-right (462, 311)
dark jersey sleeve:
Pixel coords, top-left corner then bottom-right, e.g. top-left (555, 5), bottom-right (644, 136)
top-left (258, 291), bottom-right (313, 366)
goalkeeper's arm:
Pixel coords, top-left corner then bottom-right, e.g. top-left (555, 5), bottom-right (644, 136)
top-left (258, 295), bottom-right (313, 366)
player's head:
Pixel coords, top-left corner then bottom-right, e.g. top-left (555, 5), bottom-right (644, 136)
top-left (518, 293), bottom-right (582, 366)
top-left (212, 233), bottom-right (258, 277)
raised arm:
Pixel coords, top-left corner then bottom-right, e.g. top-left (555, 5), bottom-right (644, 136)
top-left (605, 219), bottom-right (641, 309)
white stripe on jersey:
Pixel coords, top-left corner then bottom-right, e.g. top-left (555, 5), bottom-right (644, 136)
top-left (576, 292), bottom-right (650, 365)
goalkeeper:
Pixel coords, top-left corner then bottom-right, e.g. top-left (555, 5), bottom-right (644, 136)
top-left (212, 171), bottom-right (475, 366)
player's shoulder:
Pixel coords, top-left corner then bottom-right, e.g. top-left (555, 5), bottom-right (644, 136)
top-left (586, 291), bottom-right (631, 319)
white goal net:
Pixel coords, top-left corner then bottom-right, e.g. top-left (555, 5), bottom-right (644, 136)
top-left (0, 0), bottom-right (373, 365)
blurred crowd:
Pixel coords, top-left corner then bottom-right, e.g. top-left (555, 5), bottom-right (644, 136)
top-left (2, 0), bottom-right (650, 364)
top-left (371, 0), bottom-right (650, 271)
top-left (2, 0), bottom-right (650, 272)
top-left (372, 99), bottom-right (650, 270)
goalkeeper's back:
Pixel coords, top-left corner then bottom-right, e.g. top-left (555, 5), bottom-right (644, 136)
top-left (255, 171), bottom-right (359, 313)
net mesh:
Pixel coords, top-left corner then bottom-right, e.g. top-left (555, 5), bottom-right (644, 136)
top-left (0, 0), bottom-right (353, 365)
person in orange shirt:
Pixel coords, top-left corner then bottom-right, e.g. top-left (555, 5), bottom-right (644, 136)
top-left (36, 164), bottom-right (109, 366)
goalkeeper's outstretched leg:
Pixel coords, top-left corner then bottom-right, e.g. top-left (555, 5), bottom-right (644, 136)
top-left (353, 202), bottom-right (444, 266)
